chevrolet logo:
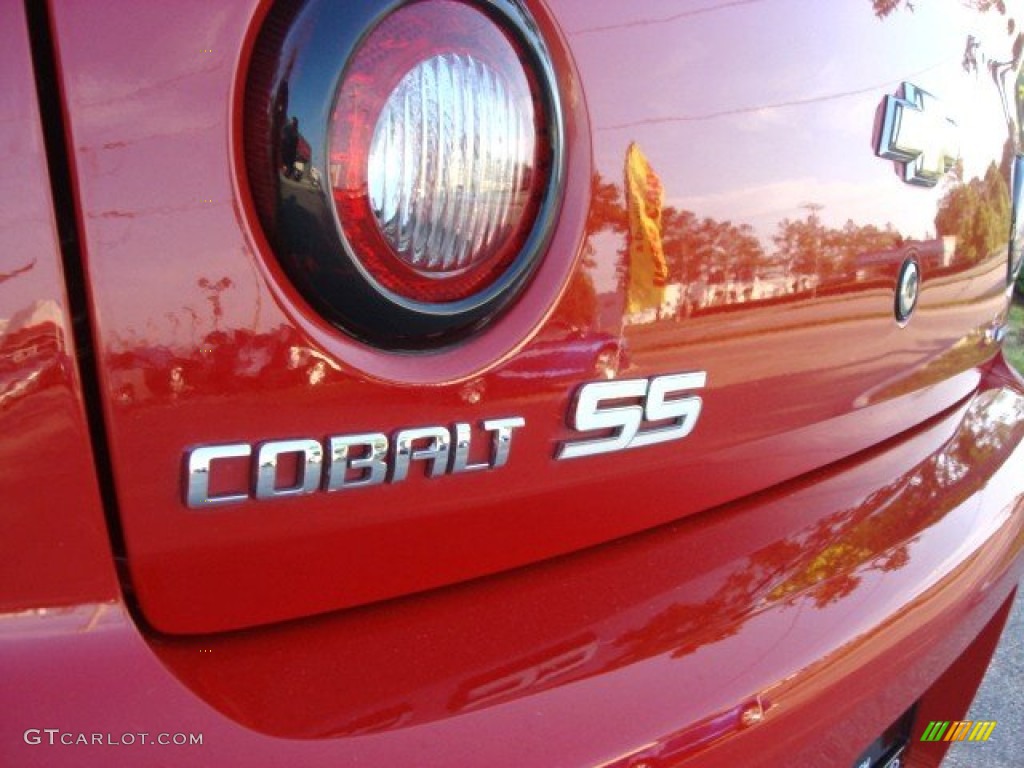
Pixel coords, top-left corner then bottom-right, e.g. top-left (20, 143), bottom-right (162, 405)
top-left (876, 83), bottom-right (959, 187)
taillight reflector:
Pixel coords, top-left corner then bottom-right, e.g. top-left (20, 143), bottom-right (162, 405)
top-left (244, 0), bottom-right (563, 347)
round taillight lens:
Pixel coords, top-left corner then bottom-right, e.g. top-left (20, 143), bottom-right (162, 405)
top-left (330, 1), bottom-right (547, 304)
top-left (244, 0), bottom-right (563, 347)
top-left (369, 54), bottom-right (532, 277)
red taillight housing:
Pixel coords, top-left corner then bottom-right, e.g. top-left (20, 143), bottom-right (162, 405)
top-left (331, 1), bottom-right (549, 304)
top-left (244, 0), bottom-right (564, 348)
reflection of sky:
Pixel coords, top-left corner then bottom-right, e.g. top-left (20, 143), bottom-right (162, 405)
top-left (54, 0), bottom-right (1021, 339)
top-left (561, 0), bottom-right (1019, 290)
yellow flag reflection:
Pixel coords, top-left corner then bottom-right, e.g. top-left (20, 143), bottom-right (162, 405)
top-left (624, 142), bottom-right (668, 314)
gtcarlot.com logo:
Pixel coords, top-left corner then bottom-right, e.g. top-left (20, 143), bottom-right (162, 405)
top-left (920, 720), bottom-right (997, 743)
top-left (23, 730), bottom-right (203, 747)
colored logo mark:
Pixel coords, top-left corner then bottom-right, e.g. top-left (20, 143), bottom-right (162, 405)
top-left (920, 721), bottom-right (996, 742)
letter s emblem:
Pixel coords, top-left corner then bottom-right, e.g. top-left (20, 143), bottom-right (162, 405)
top-left (558, 371), bottom-right (707, 460)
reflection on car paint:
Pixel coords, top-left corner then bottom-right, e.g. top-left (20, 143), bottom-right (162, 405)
top-left (151, 384), bottom-right (1024, 758)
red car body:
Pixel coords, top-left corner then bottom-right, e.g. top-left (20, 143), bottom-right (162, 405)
top-left (2, 0), bottom-right (1023, 766)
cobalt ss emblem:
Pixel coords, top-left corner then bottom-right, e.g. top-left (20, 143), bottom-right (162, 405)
top-left (183, 371), bottom-right (709, 508)
top-left (876, 82), bottom-right (958, 187)
top-left (185, 418), bottom-right (525, 508)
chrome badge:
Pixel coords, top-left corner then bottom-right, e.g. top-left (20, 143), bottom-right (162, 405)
top-left (185, 418), bottom-right (525, 508)
top-left (184, 371), bottom-right (710, 508)
top-left (876, 83), bottom-right (958, 187)
top-left (558, 372), bottom-right (707, 460)
top-left (894, 256), bottom-right (921, 325)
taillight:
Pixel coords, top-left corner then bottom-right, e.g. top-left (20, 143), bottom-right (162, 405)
top-left (244, 0), bottom-right (564, 348)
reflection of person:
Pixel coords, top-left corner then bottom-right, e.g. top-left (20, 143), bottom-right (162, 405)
top-left (281, 117), bottom-right (299, 178)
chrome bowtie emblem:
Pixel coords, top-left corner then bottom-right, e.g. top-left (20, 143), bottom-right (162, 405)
top-left (876, 83), bottom-right (959, 187)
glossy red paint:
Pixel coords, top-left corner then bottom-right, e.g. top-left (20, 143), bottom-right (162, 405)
top-left (3, 0), bottom-right (1024, 764)
top-left (150, 382), bottom-right (1024, 744)
top-left (1, 373), bottom-right (1022, 766)
top-left (0, 0), bottom-right (117, 613)
top-left (44, 0), bottom-right (1021, 634)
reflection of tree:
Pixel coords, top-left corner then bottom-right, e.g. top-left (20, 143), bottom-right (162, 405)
top-left (554, 270), bottom-right (598, 330)
top-left (774, 205), bottom-right (827, 283)
top-left (869, 0), bottom-right (904, 19)
top-left (872, 0), bottom-right (1013, 19)
top-left (553, 174), bottom-right (626, 329)
top-left (664, 210), bottom-right (766, 287)
top-left (871, 0), bottom-right (1024, 110)
top-left (774, 211), bottom-right (903, 284)
top-left (934, 162), bottom-right (1010, 264)
top-left (835, 220), bottom-right (904, 276)
top-left (610, 388), bottom-right (1022, 668)
top-left (587, 173), bottom-right (628, 241)
top-left (147, 386), bottom-right (1023, 739)
top-left (585, 166), bottom-right (914, 316)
